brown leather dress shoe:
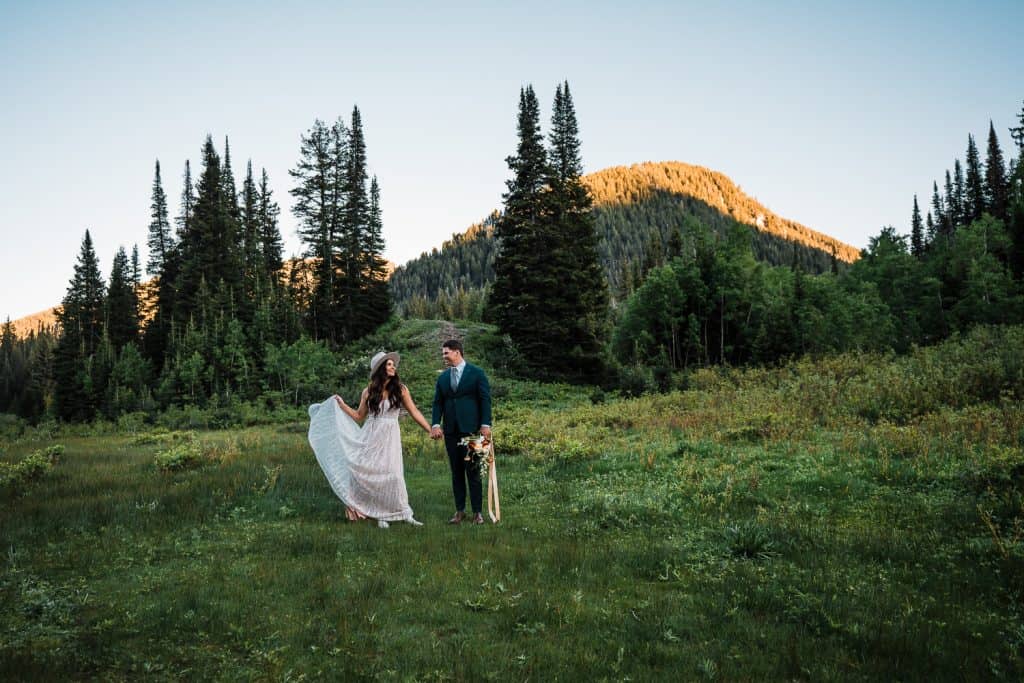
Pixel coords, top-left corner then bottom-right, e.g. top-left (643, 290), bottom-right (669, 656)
top-left (448, 511), bottom-right (465, 525)
top-left (473, 513), bottom-right (484, 525)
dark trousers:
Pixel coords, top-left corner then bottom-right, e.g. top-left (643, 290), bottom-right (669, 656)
top-left (445, 432), bottom-right (482, 514)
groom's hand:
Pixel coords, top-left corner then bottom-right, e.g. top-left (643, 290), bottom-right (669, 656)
top-left (480, 426), bottom-right (492, 440)
top-left (430, 426), bottom-right (443, 440)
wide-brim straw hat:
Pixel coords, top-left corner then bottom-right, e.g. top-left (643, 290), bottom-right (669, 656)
top-left (369, 351), bottom-right (400, 377)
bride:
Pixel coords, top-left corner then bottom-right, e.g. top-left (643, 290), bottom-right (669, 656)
top-left (308, 351), bottom-right (431, 528)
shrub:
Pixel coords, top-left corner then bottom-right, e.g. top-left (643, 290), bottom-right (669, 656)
top-left (0, 444), bottom-right (63, 496)
top-left (131, 429), bottom-right (195, 446)
top-left (0, 413), bottom-right (26, 441)
top-left (617, 365), bottom-right (652, 398)
top-left (154, 441), bottom-right (205, 472)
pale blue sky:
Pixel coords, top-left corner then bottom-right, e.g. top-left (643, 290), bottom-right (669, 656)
top-left (1, 0), bottom-right (1021, 321)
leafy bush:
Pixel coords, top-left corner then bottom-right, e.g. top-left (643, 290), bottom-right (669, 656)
top-left (131, 429), bottom-right (196, 446)
top-left (616, 365), bottom-right (653, 398)
top-left (154, 441), bottom-right (205, 472)
top-left (0, 413), bottom-right (26, 441)
top-left (0, 444), bottom-right (63, 496)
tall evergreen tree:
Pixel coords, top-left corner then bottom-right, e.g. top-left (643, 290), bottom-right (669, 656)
top-left (931, 181), bottom-right (948, 238)
top-left (965, 134), bottom-right (986, 223)
top-left (1009, 187), bottom-right (1024, 280)
top-left (221, 136), bottom-right (241, 227)
top-left (146, 160), bottom-right (174, 275)
top-left (985, 121), bottom-right (1010, 221)
top-left (925, 211), bottom-right (936, 247)
top-left (1009, 101), bottom-right (1024, 280)
top-left (360, 175), bottom-right (392, 329)
top-left (240, 160), bottom-right (262, 306)
top-left (545, 80), bottom-right (609, 378)
top-left (490, 85), bottom-right (552, 368)
top-left (176, 136), bottom-right (240, 320)
top-left (339, 106), bottom-right (373, 340)
top-left (176, 160), bottom-right (194, 239)
top-left (910, 195), bottom-right (924, 257)
top-left (258, 168), bottom-right (284, 277)
top-left (1009, 99), bottom-right (1024, 160)
top-left (54, 230), bottom-right (106, 421)
top-left (953, 159), bottom-right (966, 227)
top-left (130, 244), bottom-right (141, 287)
top-left (144, 161), bottom-right (189, 367)
top-left (290, 119), bottom-right (342, 342)
top-left (943, 169), bottom-right (960, 230)
top-left (105, 246), bottom-right (139, 350)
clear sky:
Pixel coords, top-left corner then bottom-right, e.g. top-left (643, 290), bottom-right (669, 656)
top-left (1, 0), bottom-right (1021, 321)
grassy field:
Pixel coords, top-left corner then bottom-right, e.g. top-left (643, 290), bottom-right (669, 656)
top-left (2, 322), bottom-right (1023, 680)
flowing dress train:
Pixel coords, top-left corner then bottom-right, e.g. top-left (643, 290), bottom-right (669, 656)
top-left (308, 396), bottom-right (415, 522)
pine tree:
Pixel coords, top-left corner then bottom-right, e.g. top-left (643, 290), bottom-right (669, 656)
top-left (953, 159), bottom-right (966, 227)
top-left (340, 106), bottom-right (373, 340)
top-left (258, 168), bottom-right (283, 277)
top-left (54, 230), bottom-right (106, 421)
top-left (943, 169), bottom-right (960, 230)
top-left (490, 85), bottom-right (557, 371)
top-left (146, 160), bottom-right (174, 275)
top-left (144, 162), bottom-right (188, 368)
top-left (0, 318), bottom-right (14, 413)
top-left (985, 121), bottom-right (1010, 221)
top-left (176, 136), bottom-right (240, 320)
top-left (240, 160), bottom-right (262, 306)
top-left (931, 181), bottom-right (948, 238)
top-left (176, 160), bottom-right (194, 239)
top-left (925, 211), bottom-right (936, 247)
top-left (106, 246), bottom-right (139, 350)
top-left (545, 81), bottom-right (609, 379)
top-left (221, 136), bottom-right (241, 227)
top-left (360, 175), bottom-right (391, 329)
top-left (1009, 99), bottom-right (1024, 159)
top-left (910, 195), bottom-right (924, 257)
top-left (130, 245), bottom-right (141, 287)
top-left (965, 134), bottom-right (986, 223)
top-left (291, 119), bottom-right (342, 342)
top-left (1010, 101), bottom-right (1024, 279)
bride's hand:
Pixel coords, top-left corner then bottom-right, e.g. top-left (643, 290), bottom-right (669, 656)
top-left (334, 395), bottom-right (346, 408)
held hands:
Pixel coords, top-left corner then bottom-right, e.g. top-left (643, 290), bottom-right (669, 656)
top-left (430, 426), bottom-right (443, 440)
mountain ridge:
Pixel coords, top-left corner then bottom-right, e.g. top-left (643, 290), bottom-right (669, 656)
top-left (8, 161), bottom-right (861, 335)
top-left (584, 161), bottom-right (859, 262)
top-left (389, 160), bottom-right (862, 312)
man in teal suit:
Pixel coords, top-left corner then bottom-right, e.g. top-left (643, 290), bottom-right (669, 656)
top-left (430, 339), bottom-right (492, 525)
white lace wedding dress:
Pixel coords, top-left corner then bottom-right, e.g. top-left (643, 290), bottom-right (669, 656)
top-left (308, 396), bottom-right (418, 524)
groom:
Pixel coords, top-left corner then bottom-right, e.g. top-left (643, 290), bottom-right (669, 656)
top-left (430, 339), bottom-right (492, 525)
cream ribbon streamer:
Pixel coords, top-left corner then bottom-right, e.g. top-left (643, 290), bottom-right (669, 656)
top-left (486, 442), bottom-right (500, 523)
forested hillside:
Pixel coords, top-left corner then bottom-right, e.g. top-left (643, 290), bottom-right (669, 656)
top-left (390, 161), bottom-right (858, 314)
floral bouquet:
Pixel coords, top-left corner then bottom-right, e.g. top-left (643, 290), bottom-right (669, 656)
top-left (459, 433), bottom-right (492, 479)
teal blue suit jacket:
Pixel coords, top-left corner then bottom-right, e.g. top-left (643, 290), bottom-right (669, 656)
top-left (431, 363), bottom-right (492, 435)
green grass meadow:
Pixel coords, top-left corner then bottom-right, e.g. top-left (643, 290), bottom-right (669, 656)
top-left (2, 322), bottom-right (1024, 680)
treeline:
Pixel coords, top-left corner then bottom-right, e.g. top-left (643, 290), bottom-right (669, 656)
top-left (616, 103), bottom-right (1024, 374)
top-left (1, 107), bottom-right (390, 423)
top-left (389, 161), bottom-right (852, 317)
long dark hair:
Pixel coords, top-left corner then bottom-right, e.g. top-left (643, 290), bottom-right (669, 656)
top-left (367, 362), bottom-right (403, 416)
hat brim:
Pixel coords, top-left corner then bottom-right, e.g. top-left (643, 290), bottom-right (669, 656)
top-left (370, 351), bottom-right (401, 377)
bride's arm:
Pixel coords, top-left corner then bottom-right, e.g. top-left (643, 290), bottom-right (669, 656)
top-left (335, 389), bottom-right (369, 422)
top-left (400, 385), bottom-right (432, 434)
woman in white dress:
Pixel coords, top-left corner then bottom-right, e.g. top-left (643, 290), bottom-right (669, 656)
top-left (307, 351), bottom-right (432, 528)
